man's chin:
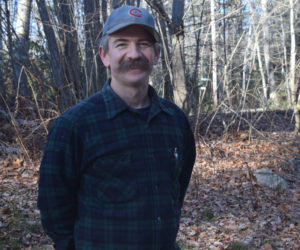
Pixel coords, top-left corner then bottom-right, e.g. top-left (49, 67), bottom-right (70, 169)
top-left (112, 69), bottom-right (152, 85)
top-left (122, 74), bottom-right (149, 85)
top-left (125, 69), bottom-right (150, 78)
top-left (126, 68), bottom-right (148, 73)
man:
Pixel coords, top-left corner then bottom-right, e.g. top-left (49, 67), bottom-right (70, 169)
top-left (38, 5), bottom-right (195, 250)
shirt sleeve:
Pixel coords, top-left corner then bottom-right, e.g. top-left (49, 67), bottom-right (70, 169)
top-left (178, 118), bottom-right (196, 208)
top-left (37, 116), bottom-right (81, 249)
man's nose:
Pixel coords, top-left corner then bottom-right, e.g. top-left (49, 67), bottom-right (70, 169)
top-left (127, 44), bottom-right (141, 59)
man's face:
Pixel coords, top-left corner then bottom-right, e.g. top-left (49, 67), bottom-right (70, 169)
top-left (99, 25), bottom-right (160, 87)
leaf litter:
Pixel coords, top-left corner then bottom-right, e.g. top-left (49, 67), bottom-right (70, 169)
top-left (178, 131), bottom-right (300, 249)
top-left (0, 114), bottom-right (299, 249)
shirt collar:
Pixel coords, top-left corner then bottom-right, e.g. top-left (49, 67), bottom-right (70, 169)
top-left (101, 79), bottom-right (174, 120)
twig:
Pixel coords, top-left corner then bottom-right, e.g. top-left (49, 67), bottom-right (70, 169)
top-left (0, 92), bottom-right (32, 165)
top-left (221, 103), bottom-right (265, 137)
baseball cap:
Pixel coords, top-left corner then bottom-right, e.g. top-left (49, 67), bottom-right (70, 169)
top-left (102, 5), bottom-right (159, 42)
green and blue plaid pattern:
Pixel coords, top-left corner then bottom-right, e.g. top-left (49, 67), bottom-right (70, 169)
top-left (38, 80), bottom-right (195, 250)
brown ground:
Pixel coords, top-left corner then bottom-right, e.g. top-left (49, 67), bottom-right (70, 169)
top-left (0, 109), bottom-right (299, 249)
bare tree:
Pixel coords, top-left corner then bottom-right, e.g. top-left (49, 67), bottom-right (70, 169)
top-left (289, 0), bottom-right (299, 132)
top-left (126, 0), bottom-right (134, 5)
top-left (242, 1), bottom-right (254, 101)
top-left (241, 1), bottom-right (267, 108)
top-left (145, 0), bottom-right (175, 101)
top-left (170, 0), bottom-right (189, 112)
top-left (255, 31), bottom-right (268, 105)
top-left (36, 0), bottom-right (75, 111)
top-left (1, 0), bottom-right (298, 121)
top-left (101, 0), bottom-right (108, 22)
top-left (157, 17), bottom-right (173, 101)
top-left (280, 15), bottom-right (291, 106)
top-left (261, 0), bottom-right (276, 102)
top-left (13, 0), bottom-right (32, 97)
top-left (0, 0), bottom-right (5, 97)
top-left (4, 0), bottom-right (17, 97)
top-left (112, 0), bottom-right (124, 9)
top-left (83, 0), bottom-right (106, 96)
top-left (58, 0), bottom-right (82, 101)
top-left (220, 0), bottom-right (232, 107)
top-left (145, 0), bottom-right (190, 112)
top-left (188, 1), bottom-right (204, 112)
top-left (210, 0), bottom-right (218, 110)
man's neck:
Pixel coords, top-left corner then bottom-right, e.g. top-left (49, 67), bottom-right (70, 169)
top-left (110, 79), bottom-right (151, 109)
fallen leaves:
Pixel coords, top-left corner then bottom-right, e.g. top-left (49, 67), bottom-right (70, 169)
top-left (178, 132), bottom-right (300, 249)
top-left (1, 113), bottom-right (300, 249)
top-left (0, 143), bottom-right (51, 248)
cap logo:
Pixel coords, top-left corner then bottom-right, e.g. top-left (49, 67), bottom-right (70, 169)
top-left (129, 8), bottom-right (142, 17)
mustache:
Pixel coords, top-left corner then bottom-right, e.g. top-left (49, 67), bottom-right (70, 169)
top-left (118, 57), bottom-right (150, 72)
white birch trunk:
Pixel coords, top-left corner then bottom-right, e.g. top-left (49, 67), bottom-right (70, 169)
top-left (256, 38), bottom-right (268, 103)
top-left (289, 0), bottom-right (299, 132)
top-left (280, 15), bottom-right (291, 107)
top-left (261, 0), bottom-right (276, 100)
top-left (210, 0), bottom-right (218, 110)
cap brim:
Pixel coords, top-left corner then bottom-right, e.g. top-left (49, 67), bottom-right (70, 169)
top-left (107, 23), bottom-right (160, 42)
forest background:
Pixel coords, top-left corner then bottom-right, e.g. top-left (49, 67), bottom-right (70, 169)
top-left (0, 0), bottom-right (299, 249)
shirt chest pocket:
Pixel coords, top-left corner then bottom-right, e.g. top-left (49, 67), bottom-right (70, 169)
top-left (152, 147), bottom-right (183, 196)
top-left (90, 152), bottom-right (137, 203)
top-left (162, 147), bottom-right (183, 179)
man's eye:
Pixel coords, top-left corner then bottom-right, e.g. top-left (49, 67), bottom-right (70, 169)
top-left (140, 42), bottom-right (152, 47)
top-left (116, 43), bottom-right (126, 48)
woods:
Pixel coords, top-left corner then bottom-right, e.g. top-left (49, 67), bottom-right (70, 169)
top-left (0, 0), bottom-right (300, 249)
top-left (0, 0), bottom-right (299, 125)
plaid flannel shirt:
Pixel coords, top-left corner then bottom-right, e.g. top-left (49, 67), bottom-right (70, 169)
top-left (38, 80), bottom-right (196, 250)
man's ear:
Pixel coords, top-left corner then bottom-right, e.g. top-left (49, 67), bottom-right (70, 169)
top-left (99, 47), bottom-right (110, 67)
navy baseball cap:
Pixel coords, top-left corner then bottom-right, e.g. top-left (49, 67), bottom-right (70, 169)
top-left (102, 5), bottom-right (159, 42)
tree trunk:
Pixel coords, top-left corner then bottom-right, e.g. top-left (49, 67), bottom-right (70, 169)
top-left (127, 0), bottom-right (141, 6)
top-left (171, 0), bottom-right (189, 113)
top-left (210, 0), bottom-right (218, 110)
top-left (83, 0), bottom-right (106, 97)
top-left (0, 0), bottom-right (5, 98)
top-left (157, 19), bottom-right (173, 101)
top-left (289, 0), bottom-right (299, 133)
top-left (221, 0), bottom-right (232, 107)
top-left (144, 0), bottom-right (175, 102)
top-left (58, 0), bottom-right (82, 102)
top-left (171, 34), bottom-right (187, 110)
top-left (101, 0), bottom-right (108, 23)
top-left (14, 0), bottom-right (32, 97)
top-left (111, 0), bottom-right (124, 9)
top-left (4, 0), bottom-right (17, 96)
top-left (261, 0), bottom-right (276, 101)
top-left (144, 0), bottom-right (178, 103)
top-left (242, 22), bottom-right (252, 102)
top-left (256, 36), bottom-right (268, 104)
top-left (280, 15), bottom-right (290, 107)
top-left (36, 0), bottom-right (75, 112)
top-left (190, 2), bottom-right (204, 113)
